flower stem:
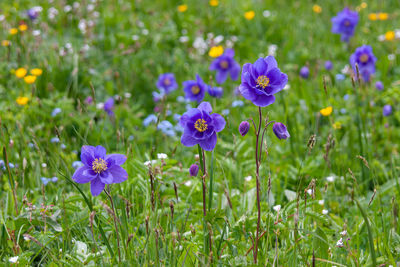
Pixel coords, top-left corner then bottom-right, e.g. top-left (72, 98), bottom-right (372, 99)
top-left (254, 107), bottom-right (262, 264)
top-left (105, 185), bottom-right (122, 263)
top-left (208, 150), bottom-right (214, 212)
top-left (197, 145), bottom-right (210, 260)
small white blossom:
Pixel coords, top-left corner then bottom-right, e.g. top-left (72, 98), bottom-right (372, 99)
top-left (244, 176), bottom-right (252, 182)
top-left (326, 175), bottom-right (336, 182)
top-left (9, 256), bottom-right (19, 263)
top-left (336, 238), bottom-right (344, 247)
top-left (340, 230), bottom-right (347, 236)
top-left (157, 153), bottom-right (168, 159)
top-left (184, 180), bottom-right (192, 187)
top-left (318, 200), bottom-right (324, 205)
top-left (322, 209), bottom-right (329, 215)
top-left (273, 205), bottom-right (281, 212)
top-left (263, 10), bottom-right (271, 17)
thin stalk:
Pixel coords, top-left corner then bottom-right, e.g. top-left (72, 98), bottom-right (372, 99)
top-left (208, 150), bottom-right (214, 212)
top-left (198, 145), bottom-right (209, 259)
top-left (354, 199), bottom-right (376, 266)
top-left (254, 107), bottom-right (262, 264)
top-left (105, 186), bottom-right (122, 263)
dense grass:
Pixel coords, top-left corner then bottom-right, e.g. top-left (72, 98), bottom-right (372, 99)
top-left (1, 0), bottom-right (400, 266)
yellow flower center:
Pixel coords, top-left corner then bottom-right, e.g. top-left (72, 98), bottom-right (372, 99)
top-left (191, 85), bottom-right (200, 95)
top-left (92, 158), bottom-right (108, 174)
top-left (194, 119), bottom-right (208, 132)
top-left (257, 75), bottom-right (270, 89)
top-left (164, 78), bottom-right (171, 85)
top-left (359, 54), bottom-right (369, 63)
top-left (219, 60), bottom-right (229, 69)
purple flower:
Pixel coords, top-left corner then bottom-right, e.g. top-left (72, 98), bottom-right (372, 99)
top-left (209, 48), bottom-right (241, 84)
top-left (189, 164), bottom-right (199, 176)
top-left (72, 145), bottom-right (128, 196)
top-left (208, 86), bottom-right (223, 98)
top-left (350, 45), bottom-right (377, 82)
top-left (156, 73), bottom-right (178, 94)
top-left (180, 102), bottom-right (225, 151)
top-left (383, 105), bottom-right (392, 117)
top-left (183, 74), bottom-right (208, 102)
top-left (239, 56), bottom-right (288, 107)
top-left (27, 8), bottom-right (39, 20)
top-left (104, 97), bottom-right (114, 116)
top-left (239, 121), bottom-right (250, 136)
top-left (375, 81), bottom-right (384, 91)
top-left (331, 8), bottom-right (359, 42)
top-left (85, 96), bottom-right (93, 105)
top-left (272, 122), bottom-right (290, 140)
top-left (299, 66), bottom-right (309, 79)
top-left (325, 61), bottom-right (333, 71)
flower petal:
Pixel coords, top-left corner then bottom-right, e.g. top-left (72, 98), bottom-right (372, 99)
top-left (199, 132), bottom-right (217, 151)
top-left (108, 165), bottom-right (128, 183)
top-left (105, 154), bottom-right (127, 166)
top-left (216, 70), bottom-right (228, 84)
top-left (253, 94), bottom-right (276, 107)
top-left (197, 102), bottom-right (212, 114)
top-left (72, 166), bottom-right (96, 183)
top-left (94, 145), bottom-right (107, 159)
top-left (254, 58), bottom-right (268, 76)
top-left (211, 113), bottom-right (226, 132)
top-left (100, 171), bottom-right (113, 184)
top-left (90, 178), bottom-right (105, 196)
top-left (181, 134), bottom-right (198, 147)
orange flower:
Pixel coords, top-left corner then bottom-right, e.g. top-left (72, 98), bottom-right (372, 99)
top-left (378, 12), bottom-right (388, 20)
top-left (320, 106), bottom-right (333, 116)
top-left (385, 31), bottom-right (395, 41)
top-left (16, 96), bottom-right (29, 106)
top-left (209, 0), bottom-right (219, 6)
top-left (208, 46), bottom-right (224, 58)
top-left (312, 5), bottom-right (322, 13)
top-left (244, 11), bottom-right (255, 20)
top-left (368, 13), bottom-right (377, 21)
top-left (177, 4), bottom-right (187, 12)
top-left (24, 75), bottom-right (37, 84)
top-left (1, 40), bottom-right (10, 46)
top-left (18, 24), bottom-right (28, 32)
top-left (15, 68), bottom-right (27, 78)
top-left (30, 68), bottom-right (43, 76)
top-left (9, 28), bottom-right (18, 35)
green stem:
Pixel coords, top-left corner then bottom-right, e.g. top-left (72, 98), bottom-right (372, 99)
top-left (354, 199), bottom-right (377, 266)
top-left (208, 151), bottom-right (214, 212)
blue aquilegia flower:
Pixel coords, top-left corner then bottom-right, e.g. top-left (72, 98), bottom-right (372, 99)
top-left (383, 105), bottom-right (392, 117)
top-left (208, 86), bottom-right (223, 98)
top-left (350, 45), bottom-right (377, 82)
top-left (299, 66), bottom-right (309, 79)
top-left (180, 102), bottom-right (225, 151)
top-left (72, 145), bottom-right (128, 196)
top-left (209, 48), bottom-right (241, 84)
top-left (104, 97), bottom-right (114, 116)
top-left (156, 73), bottom-right (178, 94)
top-left (183, 74), bottom-right (207, 102)
top-left (331, 8), bottom-right (359, 42)
top-left (239, 56), bottom-right (288, 107)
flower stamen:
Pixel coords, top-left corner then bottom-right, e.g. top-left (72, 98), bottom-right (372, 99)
top-left (92, 158), bottom-right (108, 174)
top-left (219, 60), bottom-right (229, 69)
top-left (360, 53), bottom-right (369, 63)
top-left (194, 118), bottom-right (208, 132)
top-left (257, 75), bottom-right (270, 89)
top-left (191, 85), bottom-right (200, 95)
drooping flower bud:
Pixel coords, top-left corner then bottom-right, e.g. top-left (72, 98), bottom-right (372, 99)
top-left (189, 164), bottom-right (199, 177)
top-left (272, 122), bottom-right (290, 140)
top-left (239, 121), bottom-right (250, 136)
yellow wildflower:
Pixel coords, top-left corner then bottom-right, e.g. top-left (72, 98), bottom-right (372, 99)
top-left (30, 68), bottom-right (43, 76)
top-left (244, 11), bottom-right (255, 20)
top-left (177, 4), bottom-right (187, 12)
top-left (332, 122), bottom-right (342, 129)
top-left (360, 2), bottom-right (367, 9)
top-left (24, 75), bottom-right (37, 84)
top-left (378, 12), bottom-right (388, 20)
top-left (208, 45), bottom-right (224, 58)
top-left (385, 31), bottom-right (395, 41)
top-left (368, 13), bottom-right (377, 21)
top-left (1, 40), bottom-right (10, 46)
top-left (312, 5), bottom-right (322, 13)
top-left (9, 28), bottom-right (18, 35)
top-left (15, 68), bottom-right (27, 78)
top-left (18, 24), bottom-right (28, 32)
top-left (209, 0), bottom-right (219, 7)
top-left (16, 96), bottom-right (29, 106)
top-left (320, 106), bottom-right (333, 116)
